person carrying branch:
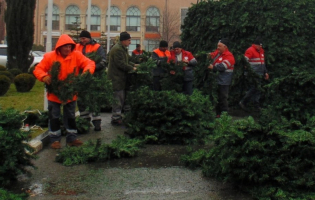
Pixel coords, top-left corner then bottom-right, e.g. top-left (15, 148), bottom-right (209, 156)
top-left (168, 41), bottom-right (197, 95)
top-left (33, 34), bottom-right (95, 149)
top-left (76, 30), bottom-right (106, 131)
top-left (208, 38), bottom-right (235, 118)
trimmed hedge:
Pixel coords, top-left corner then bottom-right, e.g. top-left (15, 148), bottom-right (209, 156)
top-left (9, 68), bottom-right (22, 77)
top-left (181, 0), bottom-right (315, 109)
top-left (13, 73), bottom-right (36, 92)
top-left (0, 75), bottom-right (11, 96)
top-left (0, 71), bottom-right (14, 82)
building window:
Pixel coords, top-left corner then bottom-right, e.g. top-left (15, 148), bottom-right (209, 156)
top-left (181, 8), bottom-right (188, 26)
top-left (129, 39), bottom-right (140, 55)
top-left (45, 5), bottom-right (60, 30)
top-left (106, 6), bottom-right (121, 31)
top-left (65, 5), bottom-right (80, 30)
top-left (86, 5), bottom-right (101, 31)
top-left (145, 39), bottom-right (159, 52)
top-left (146, 7), bottom-right (160, 32)
top-left (126, 7), bottom-right (140, 32)
top-left (44, 37), bottom-right (59, 51)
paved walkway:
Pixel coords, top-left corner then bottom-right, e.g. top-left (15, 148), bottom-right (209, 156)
top-left (13, 112), bottom-right (253, 200)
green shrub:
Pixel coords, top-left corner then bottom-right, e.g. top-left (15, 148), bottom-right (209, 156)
top-left (55, 135), bottom-right (154, 166)
top-left (182, 113), bottom-right (315, 199)
top-left (0, 108), bottom-right (25, 131)
top-left (262, 66), bottom-right (315, 123)
top-left (124, 87), bottom-right (214, 144)
top-left (0, 75), bottom-right (11, 96)
top-left (126, 58), bottom-right (155, 91)
top-left (0, 65), bottom-right (6, 71)
top-left (0, 71), bottom-right (14, 82)
top-left (75, 117), bottom-right (91, 134)
top-left (0, 108), bottom-right (35, 187)
top-left (181, 0), bottom-right (315, 108)
top-left (8, 68), bottom-right (22, 77)
top-left (0, 188), bottom-right (28, 200)
top-left (76, 70), bottom-right (113, 115)
top-left (36, 111), bottom-right (49, 127)
top-left (13, 73), bottom-right (36, 92)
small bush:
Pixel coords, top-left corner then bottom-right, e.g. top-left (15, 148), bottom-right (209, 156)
top-left (76, 117), bottom-right (91, 134)
top-left (8, 68), bottom-right (22, 77)
top-left (182, 114), bottom-right (315, 199)
top-left (55, 135), bottom-right (154, 166)
top-left (0, 108), bottom-right (35, 187)
top-left (13, 73), bottom-right (36, 92)
top-left (0, 71), bottom-right (14, 82)
top-left (36, 111), bottom-right (49, 127)
top-left (0, 188), bottom-right (28, 200)
top-left (0, 75), bottom-right (10, 96)
top-left (124, 87), bottom-right (214, 144)
top-left (0, 65), bottom-right (6, 71)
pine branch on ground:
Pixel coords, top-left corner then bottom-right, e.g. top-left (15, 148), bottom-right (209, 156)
top-left (55, 135), bottom-right (157, 166)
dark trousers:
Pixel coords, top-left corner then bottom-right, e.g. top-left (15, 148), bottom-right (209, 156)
top-left (48, 100), bottom-right (77, 143)
top-left (183, 81), bottom-right (193, 95)
top-left (216, 85), bottom-right (230, 115)
top-left (153, 76), bottom-right (162, 91)
top-left (241, 85), bottom-right (261, 107)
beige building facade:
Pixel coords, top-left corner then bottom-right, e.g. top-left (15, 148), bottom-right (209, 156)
top-left (34, 0), bottom-right (197, 53)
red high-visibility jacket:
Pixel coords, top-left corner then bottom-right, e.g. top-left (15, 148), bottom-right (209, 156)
top-left (210, 49), bottom-right (235, 85)
top-left (244, 44), bottom-right (267, 75)
top-left (132, 49), bottom-right (143, 56)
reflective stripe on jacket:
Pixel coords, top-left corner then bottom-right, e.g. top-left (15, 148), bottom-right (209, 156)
top-left (33, 34), bottom-right (95, 103)
top-left (245, 45), bottom-right (267, 75)
top-left (210, 49), bottom-right (235, 85)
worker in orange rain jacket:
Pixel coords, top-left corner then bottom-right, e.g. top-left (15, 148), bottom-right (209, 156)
top-left (151, 40), bottom-right (171, 91)
top-left (168, 41), bottom-right (197, 95)
top-left (33, 34), bottom-right (95, 149)
top-left (76, 30), bottom-right (106, 131)
top-left (208, 38), bottom-right (235, 118)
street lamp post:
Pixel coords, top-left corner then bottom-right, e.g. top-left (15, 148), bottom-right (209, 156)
top-left (44, 0), bottom-right (53, 111)
top-left (107, 0), bottom-right (111, 53)
top-left (87, 0), bottom-right (91, 31)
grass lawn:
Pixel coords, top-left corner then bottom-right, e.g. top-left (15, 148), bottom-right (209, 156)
top-left (0, 80), bottom-right (47, 139)
top-left (0, 80), bottom-right (45, 111)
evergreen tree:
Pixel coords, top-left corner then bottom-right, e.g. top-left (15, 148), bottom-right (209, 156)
top-left (5, 0), bottom-right (36, 72)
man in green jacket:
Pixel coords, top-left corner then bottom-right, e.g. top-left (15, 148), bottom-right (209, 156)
top-left (107, 32), bottom-right (138, 125)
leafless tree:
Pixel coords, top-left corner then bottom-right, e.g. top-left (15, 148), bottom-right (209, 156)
top-left (160, 3), bottom-right (181, 45)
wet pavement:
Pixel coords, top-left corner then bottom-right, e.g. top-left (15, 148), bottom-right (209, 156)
top-left (12, 112), bottom-right (253, 200)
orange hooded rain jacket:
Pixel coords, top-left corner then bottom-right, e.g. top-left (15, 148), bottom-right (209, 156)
top-left (33, 34), bottom-right (95, 103)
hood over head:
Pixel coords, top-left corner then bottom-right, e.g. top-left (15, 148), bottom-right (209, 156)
top-left (55, 34), bottom-right (76, 53)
